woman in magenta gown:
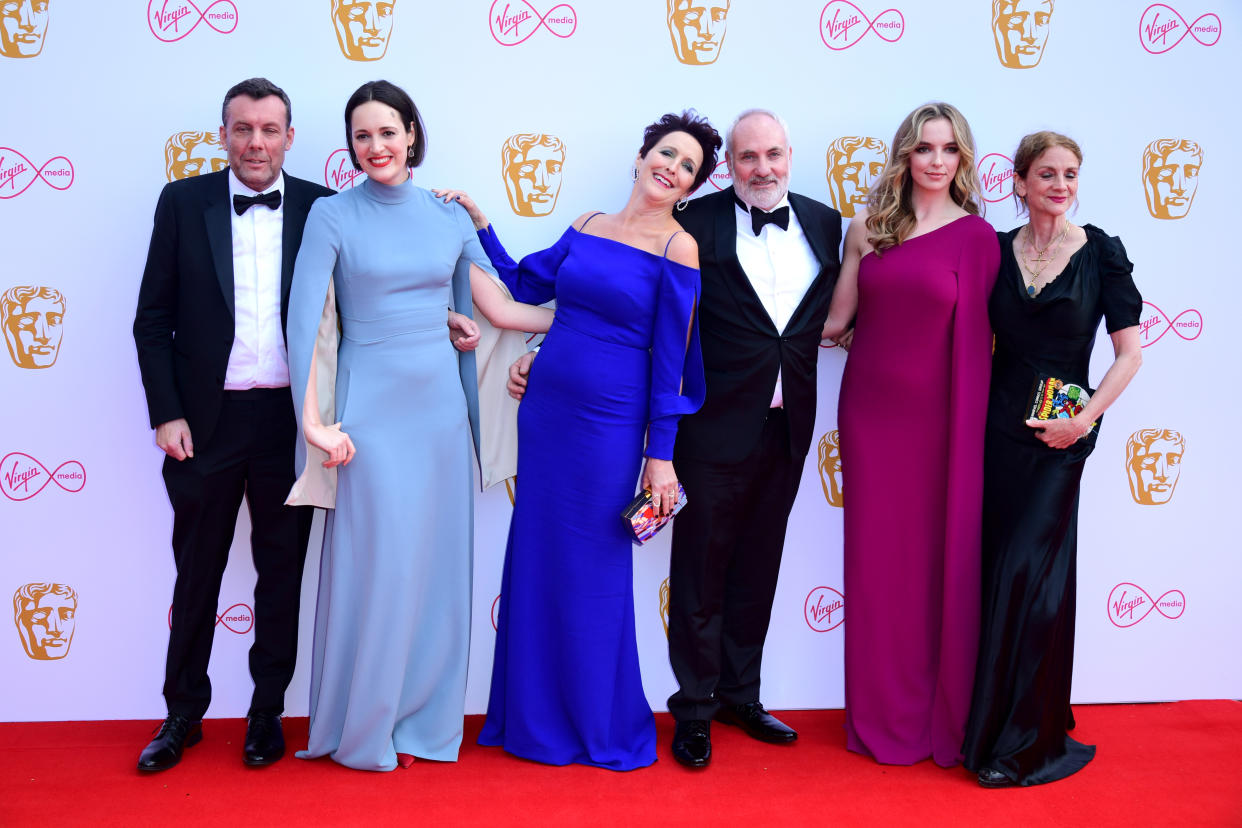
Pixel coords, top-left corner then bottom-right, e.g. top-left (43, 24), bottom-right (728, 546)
top-left (823, 102), bottom-right (999, 766)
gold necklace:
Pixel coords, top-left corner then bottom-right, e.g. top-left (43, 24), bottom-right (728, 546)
top-left (1020, 221), bottom-right (1069, 296)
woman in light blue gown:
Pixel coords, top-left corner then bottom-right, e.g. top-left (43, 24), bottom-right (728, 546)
top-left (286, 81), bottom-right (551, 772)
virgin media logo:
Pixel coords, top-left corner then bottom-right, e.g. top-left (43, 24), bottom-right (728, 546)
top-left (977, 153), bottom-right (1015, 204)
top-left (148, 0), bottom-right (238, 43)
top-left (1, 452), bottom-right (85, 501)
top-left (705, 159), bottom-right (732, 191)
top-left (167, 602), bottom-right (254, 634)
top-left (489, 0), bottom-right (576, 46)
top-left (1139, 301), bottom-right (1202, 348)
top-left (491, 594), bottom-right (501, 631)
top-left (324, 149), bottom-right (364, 192)
top-left (819, 2), bottom-right (904, 50)
top-left (1139, 4), bottom-right (1221, 53)
top-left (0, 148), bottom-right (73, 199)
top-left (1107, 582), bottom-right (1185, 628)
top-left (804, 586), bottom-right (844, 632)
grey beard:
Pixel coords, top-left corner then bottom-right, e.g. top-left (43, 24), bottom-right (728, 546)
top-left (735, 176), bottom-right (789, 211)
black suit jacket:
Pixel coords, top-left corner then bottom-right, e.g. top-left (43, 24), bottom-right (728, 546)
top-left (674, 187), bottom-right (842, 465)
top-left (133, 169), bottom-right (335, 447)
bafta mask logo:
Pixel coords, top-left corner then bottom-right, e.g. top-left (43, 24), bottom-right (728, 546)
top-left (667, 0), bottom-right (729, 65)
top-left (14, 583), bottom-right (76, 660)
top-left (659, 577), bottom-right (670, 637)
top-left (977, 152), bottom-right (1016, 204)
top-left (0, 0), bottom-right (48, 58)
top-left (1126, 428), bottom-right (1185, 505)
top-left (992, 0), bottom-right (1053, 68)
top-left (1139, 4), bottom-right (1221, 54)
top-left (332, 0), bottom-right (394, 61)
top-left (826, 137), bottom-right (887, 218)
top-left (1142, 139), bottom-right (1203, 220)
top-left (502, 134), bottom-right (565, 217)
top-left (165, 131), bottom-right (228, 182)
top-left (147, 0), bottom-right (238, 43)
top-left (817, 430), bottom-right (843, 508)
top-left (2, 285), bottom-right (64, 369)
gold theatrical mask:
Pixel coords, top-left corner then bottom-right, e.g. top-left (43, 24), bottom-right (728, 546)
top-left (659, 577), bottom-right (670, 638)
top-left (667, 0), bottom-right (729, 65)
top-left (14, 583), bottom-right (76, 660)
top-left (1126, 428), bottom-right (1185, 506)
top-left (817, 430), bottom-right (843, 508)
top-left (1142, 139), bottom-right (1203, 220)
top-left (502, 134), bottom-right (565, 217)
top-left (332, 0), bottom-right (394, 61)
top-left (165, 131), bottom-right (229, 182)
top-left (2, 285), bottom-right (64, 369)
top-left (0, 0), bottom-right (49, 59)
top-left (992, 0), bottom-right (1053, 69)
top-left (825, 137), bottom-right (887, 219)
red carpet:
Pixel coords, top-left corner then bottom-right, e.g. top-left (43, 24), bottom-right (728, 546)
top-left (1, 702), bottom-right (1238, 827)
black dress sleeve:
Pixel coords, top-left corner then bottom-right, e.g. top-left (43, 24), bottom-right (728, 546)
top-left (1094, 230), bottom-right (1142, 333)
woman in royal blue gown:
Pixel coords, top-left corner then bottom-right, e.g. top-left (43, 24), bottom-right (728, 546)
top-left (439, 112), bottom-right (720, 770)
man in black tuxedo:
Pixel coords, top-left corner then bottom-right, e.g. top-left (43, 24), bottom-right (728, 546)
top-left (666, 109), bottom-right (842, 768)
top-left (133, 78), bottom-right (333, 772)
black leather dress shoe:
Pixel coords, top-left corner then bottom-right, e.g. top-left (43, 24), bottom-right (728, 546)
top-left (137, 714), bottom-right (202, 772)
top-left (714, 702), bottom-right (798, 743)
top-left (243, 713), bottom-right (285, 766)
top-left (671, 719), bottom-right (711, 768)
top-left (977, 768), bottom-right (1015, 788)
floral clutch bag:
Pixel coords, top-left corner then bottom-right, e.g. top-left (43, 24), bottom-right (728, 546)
top-left (621, 484), bottom-right (688, 546)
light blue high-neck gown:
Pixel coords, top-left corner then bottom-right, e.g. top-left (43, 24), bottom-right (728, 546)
top-left (286, 177), bottom-right (483, 771)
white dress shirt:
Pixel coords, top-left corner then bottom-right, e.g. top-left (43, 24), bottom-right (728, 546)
top-left (225, 169), bottom-right (290, 390)
top-left (734, 195), bottom-right (820, 407)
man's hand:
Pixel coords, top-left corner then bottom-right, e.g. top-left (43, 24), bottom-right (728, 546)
top-left (156, 418), bottom-right (194, 461)
top-left (448, 310), bottom-right (480, 352)
top-left (507, 350), bottom-right (536, 400)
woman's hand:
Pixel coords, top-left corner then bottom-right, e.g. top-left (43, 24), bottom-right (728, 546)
top-left (433, 188), bottom-right (490, 231)
top-left (305, 422), bottom-right (356, 468)
top-left (1026, 417), bottom-right (1091, 450)
top-left (641, 457), bottom-right (680, 518)
top-left (830, 327), bottom-right (854, 351)
top-left (448, 310), bottom-right (480, 351)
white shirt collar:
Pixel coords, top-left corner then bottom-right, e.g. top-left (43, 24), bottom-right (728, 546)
top-left (227, 168), bottom-right (285, 198)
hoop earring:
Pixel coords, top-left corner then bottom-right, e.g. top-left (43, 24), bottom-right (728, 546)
top-left (675, 195), bottom-right (689, 211)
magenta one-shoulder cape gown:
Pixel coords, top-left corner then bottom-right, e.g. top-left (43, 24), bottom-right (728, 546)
top-left (839, 215), bottom-right (999, 766)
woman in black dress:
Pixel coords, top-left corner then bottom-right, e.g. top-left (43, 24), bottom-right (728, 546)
top-left (962, 131), bottom-right (1142, 787)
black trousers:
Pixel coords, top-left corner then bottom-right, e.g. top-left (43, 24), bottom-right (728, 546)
top-left (161, 389), bottom-right (312, 720)
top-left (667, 408), bottom-right (804, 721)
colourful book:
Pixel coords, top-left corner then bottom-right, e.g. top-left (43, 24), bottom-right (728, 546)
top-left (1026, 375), bottom-right (1097, 432)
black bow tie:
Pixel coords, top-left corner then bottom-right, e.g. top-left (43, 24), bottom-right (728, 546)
top-left (736, 196), bottom-right (789, 235)
top-left (233, 190), bottom-right (282, 216)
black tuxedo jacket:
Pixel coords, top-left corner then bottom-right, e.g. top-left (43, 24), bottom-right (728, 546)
top-left (674, 187), bottom-right (842, 465)
top-left (134, 169), bottom-right (334, 446)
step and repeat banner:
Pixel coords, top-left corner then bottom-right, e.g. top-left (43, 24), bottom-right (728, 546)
top-left (3, 1), bottom-right (1237, 721)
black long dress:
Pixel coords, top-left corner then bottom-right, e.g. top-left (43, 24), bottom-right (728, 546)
top-left (962, 224), bottom-right (1141, 786)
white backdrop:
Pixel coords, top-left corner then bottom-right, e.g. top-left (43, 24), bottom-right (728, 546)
top-left (2, 0), bottom-right (1238, 722)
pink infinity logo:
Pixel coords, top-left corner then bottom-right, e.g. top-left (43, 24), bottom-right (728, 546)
top-left (977, 153), bottom-right (1016, 204)
top-left (804, 586), bottom-right (845, 632)
top-left (148, 0), bottom-right (238, 43)
top-left (324, 149), bottom-right (364, 192)
top-left (0, 149), bottom-right (74, 199)
top-left (820, 2), bottom-right (904, 50)
top-left (705, 159), bottom-right (733, 191)
top-left (1, 453), bottom-right (85, 501)
top-left (489, 0), bottom-right (577, 46)
top-left (1139, 4), bottom-right (1221, 53)
top-left (167, 602), bottom-right (254, 634)
top-left (491, 594), bottom-right (501, 631)
top-left (1108, 582), bottom-right (1185, 627)
top-left (1139, 300), bottom-right (1202, 348)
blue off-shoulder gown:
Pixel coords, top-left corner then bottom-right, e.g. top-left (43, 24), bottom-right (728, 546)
top-left (476, 220), bottom-right (705, 770)
top-left (286, 177), bottom-right (483, 771)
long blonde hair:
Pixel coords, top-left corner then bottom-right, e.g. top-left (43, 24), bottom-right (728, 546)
top-left (865, 102), bottom-right (984, 254)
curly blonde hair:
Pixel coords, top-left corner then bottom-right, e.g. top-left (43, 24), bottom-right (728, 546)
top-left (865, 102), bottom-right (983, 254)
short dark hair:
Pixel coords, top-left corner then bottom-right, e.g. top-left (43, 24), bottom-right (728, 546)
top-left (344, 80), bottom-right (428, 171)
top-left (638, 110), bottom-right (722, 193)
top-left (221, 78), bottom-right (292, 128)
